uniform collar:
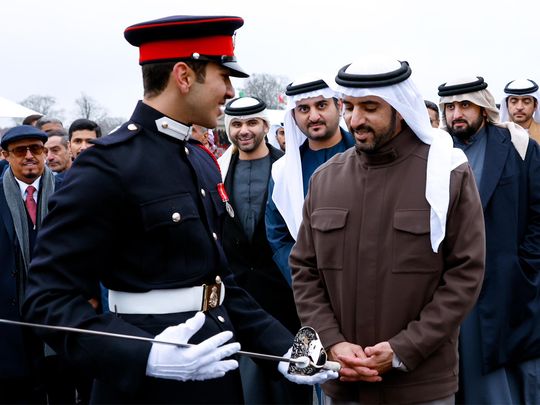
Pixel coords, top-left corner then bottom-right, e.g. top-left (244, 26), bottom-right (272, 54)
top-left (130, 101), bottom-right (192, 141)
top-left (155, 117), bottom-right (192, 141)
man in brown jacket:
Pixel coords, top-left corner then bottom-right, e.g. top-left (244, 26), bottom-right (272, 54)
top-left (290, 56), bottom-right (486, 404)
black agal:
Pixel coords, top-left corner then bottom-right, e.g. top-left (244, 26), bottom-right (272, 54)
top-left (504, 79), bottom-right (539, 95)
top-left (335, 61), bottom-right (411, 88)
top-left (224, 97), bottom-right (266, 116)
top-left (438, 77), bottom-right (488, 97)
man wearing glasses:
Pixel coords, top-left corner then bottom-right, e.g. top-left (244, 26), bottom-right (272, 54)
top-left (0, 125), bottom-right (64, 402)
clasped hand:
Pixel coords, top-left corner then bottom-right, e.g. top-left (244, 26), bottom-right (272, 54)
top-left (329, 341), bottom-right (394, 383)
top-left (146, 312), bottom-right (240, 381)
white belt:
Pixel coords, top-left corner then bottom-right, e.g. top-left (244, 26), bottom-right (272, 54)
top-left (108, 283), bottom-right (225, 314)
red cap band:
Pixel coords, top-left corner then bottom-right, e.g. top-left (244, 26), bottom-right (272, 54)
top-left (139, 35), bottom-right (234, 64)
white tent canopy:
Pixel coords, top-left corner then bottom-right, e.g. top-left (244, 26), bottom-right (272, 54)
top-left (0, 96), bottom-right (40, 118)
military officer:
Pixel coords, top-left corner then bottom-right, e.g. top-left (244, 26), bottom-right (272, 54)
top-left (22, 15), bottom-right (336, 403)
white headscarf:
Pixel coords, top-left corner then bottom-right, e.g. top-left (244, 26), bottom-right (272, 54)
top-left (499, 78), bottom-right (540, 123)
top-left (439, 77), bottom-right (529, 160)
top-left (268, 124), bottom-right (283, 150)
top-left (332, 57), bottom-right (467, 252)
top-left (270, 77), bottom-right (340, 241)
top-left (217, 97), bottom-right (270, 181)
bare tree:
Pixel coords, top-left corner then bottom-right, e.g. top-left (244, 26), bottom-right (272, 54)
top-left (19, 94), bottom-right (63, 118)
top-left (72, 93), bottom-right (127, 136)
top-left (242, 73), bottom-right (289, 109)
top-left (75, 92), bottom-right (106, 121)
top-left (98, 116), bottom-right (126, 136)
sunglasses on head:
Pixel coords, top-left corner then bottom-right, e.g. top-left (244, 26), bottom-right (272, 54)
top-left (7, 144), bottom-right (47, 157)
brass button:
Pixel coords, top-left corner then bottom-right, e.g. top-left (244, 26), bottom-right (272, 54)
top-left (127, 123), bottom-right (137, 131)
top-left (212, 232), bottom-right (218, 240)
top-left (201, 189), bottom-right (206, 197)
top-left (185, 147), bottom-right (190, 155)
top-left (172, 212), bottom-right (181, 222)
top-left (217, 316), bottom-right (225, 323)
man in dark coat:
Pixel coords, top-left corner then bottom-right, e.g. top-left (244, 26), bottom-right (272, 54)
top-left (0, 125), bottom-right (61, 403)
top-left (218, 97), bottom-right (310, 404)
top-left (266, 77), bottom-right (355, 287)
top-left (22, 16), bottom-right (336, 404)
top-left (439, 76), bottom-right (540, 404)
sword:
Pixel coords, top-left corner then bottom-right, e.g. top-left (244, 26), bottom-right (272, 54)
top-left (0, 318), bottom-right (340, 371)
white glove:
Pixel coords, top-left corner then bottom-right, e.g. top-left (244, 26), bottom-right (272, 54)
top-left (146, 312), bottom-right (240, 381)
top-left (278, 348), bottom-right (339, 385)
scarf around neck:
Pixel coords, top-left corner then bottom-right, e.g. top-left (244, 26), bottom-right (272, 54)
top-left (3, 166), bottom-right (55, 272)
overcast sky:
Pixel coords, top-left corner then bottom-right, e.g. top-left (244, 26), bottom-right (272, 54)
top-left (1, 0), bottom-right (538, 125)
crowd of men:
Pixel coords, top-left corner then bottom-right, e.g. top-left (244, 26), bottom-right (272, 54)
top-left (0, 13), bottom-right (539, 405)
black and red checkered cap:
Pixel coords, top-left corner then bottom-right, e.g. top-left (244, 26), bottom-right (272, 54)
top-left (124, 15), bottom-right (248, 78)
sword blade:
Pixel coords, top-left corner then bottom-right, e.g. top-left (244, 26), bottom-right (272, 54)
top-left (0, 318), bottom-right (303, 365)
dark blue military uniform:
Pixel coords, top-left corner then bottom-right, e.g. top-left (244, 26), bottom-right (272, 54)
top-left (23, 101), bottom-right (293, 403)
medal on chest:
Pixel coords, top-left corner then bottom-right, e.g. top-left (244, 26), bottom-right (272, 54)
top-left (217, 183), bottom-right (235, 218)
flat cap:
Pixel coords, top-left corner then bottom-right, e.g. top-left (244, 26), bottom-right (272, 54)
top-left (124, 15), bottom-right (248, 77)
top-left (1, 125), bottom-right (48, 149)
top-left (438, 76), bottom-right (488, 97)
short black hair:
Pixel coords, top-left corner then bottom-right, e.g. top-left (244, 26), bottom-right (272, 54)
top-left (22, 114), bottom-right (44, 126)
top-left (68, 118), bottom-right (102, 140)
top-left (424, 100), bottom-right (439, 116)
top-left (142, 60), bottom-right (208, 98)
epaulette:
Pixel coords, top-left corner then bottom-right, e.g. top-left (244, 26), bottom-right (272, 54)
top-left (93, 122), bottom-right (141, 146)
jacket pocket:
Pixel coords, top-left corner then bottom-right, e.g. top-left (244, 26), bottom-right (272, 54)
top-left (392, 209), bottom-right (438, 273)
top-left (311, 208), bottom-right (348, 270)
top-left (140, 193), bottom-right (199, 231)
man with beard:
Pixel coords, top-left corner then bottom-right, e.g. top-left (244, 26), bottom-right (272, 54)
top-left (439, 76), bottom-right (540, 404)
top-left (266, 76), bottom-right (354, 287)
top-left (0, 125), bottom-right (65, 403)
top-left (218, 96), bottom-right (310, 404)
top-left (290, 57), bottom-right (486, 404)
top-left (499, 78), bottom-right (540, 143)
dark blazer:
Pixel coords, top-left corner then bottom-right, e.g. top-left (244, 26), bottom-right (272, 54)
top-left (474, 125), bottom-right (540, 372)
top-left (0, 182), bottom-right (31, 378)
top-left (22, 102), bottom-right (292, 403)
top-left (222, 144), bottom-right (301, 334)
top-left (0, 174), bottom-right (62, 378)
top-left (0, 159), bottom-right (8, 176)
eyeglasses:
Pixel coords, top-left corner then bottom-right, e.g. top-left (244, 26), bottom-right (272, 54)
top-left (7, 145), bottom-right (47, 157)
